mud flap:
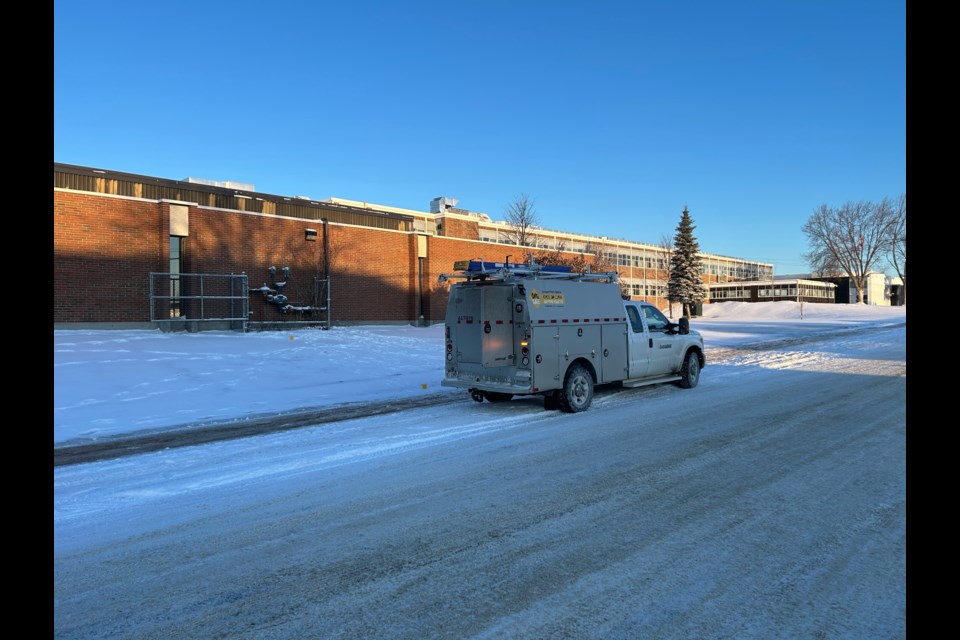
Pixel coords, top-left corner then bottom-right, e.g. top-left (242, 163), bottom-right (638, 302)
top-left (543, 391), bottom-right (561, 411)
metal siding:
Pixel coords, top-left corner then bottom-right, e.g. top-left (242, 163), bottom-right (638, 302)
top-left (525, 280), bottom-right (624, 324)
top-left (54, 165), bottom-right (414, 231)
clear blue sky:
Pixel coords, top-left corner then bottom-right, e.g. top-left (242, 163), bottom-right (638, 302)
top-left (54, 0), bottom-right (905, 275)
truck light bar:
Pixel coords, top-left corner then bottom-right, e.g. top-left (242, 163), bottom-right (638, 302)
top-left (438, 258), bottom-right (618, 284)
top-left (455, 259), bottom-right (572, 274)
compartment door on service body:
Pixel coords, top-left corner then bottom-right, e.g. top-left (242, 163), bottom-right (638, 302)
top-left (451, 288), bottom-right (483, 366)
top-left (481, 286), bottom-right (515, 368)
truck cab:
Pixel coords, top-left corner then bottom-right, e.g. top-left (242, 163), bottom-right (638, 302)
top-left (624, 301), bottom-right (698, 380)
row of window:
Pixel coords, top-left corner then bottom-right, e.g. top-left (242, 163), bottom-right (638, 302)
top-left (704, 263), bottom-right (774, 279)
top-left (604, 253), bottom-right (669, 270)
top-left (758, 286), bottom-right (833, 299)
top-left (711, 288), bottom-right (749, 299)
top-left (711, 284), bottom-right (834, 300)
top-left (480, 235), bottom-right (597, 254)
top-left (628, 283), bottom-right (667, 298)
top-left (474, 232), bottom-right (772, 280)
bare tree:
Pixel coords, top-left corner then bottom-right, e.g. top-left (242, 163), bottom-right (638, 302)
top-left (802, 199), bottom-right (898, 303)
top-left (504, 193), bottom-right (539, 248)
top-left (889, 193), bottom-right (906, 305)
top-left (658, 233), bottom-right (677, 317)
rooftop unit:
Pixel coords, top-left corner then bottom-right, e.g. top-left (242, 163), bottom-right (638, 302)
top-left (430, 196), bottom-right (459, 213)
top-left (184, 177), bottom-right (255, 192)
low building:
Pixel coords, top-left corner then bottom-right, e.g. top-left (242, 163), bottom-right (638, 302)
top-left (776, 273), bottom-right (900, 305)
top-left (708, 279), bottom-right (837, 304)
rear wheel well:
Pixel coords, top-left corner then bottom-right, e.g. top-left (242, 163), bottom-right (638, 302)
top-left (565, 358), bottom-right (597, 384)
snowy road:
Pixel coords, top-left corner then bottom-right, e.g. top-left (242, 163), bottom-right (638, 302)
top-left (53, 325), bottom-right (906, 639)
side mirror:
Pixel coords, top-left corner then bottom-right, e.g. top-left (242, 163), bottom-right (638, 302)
top-left (678, 317), bottom-right (690, 335)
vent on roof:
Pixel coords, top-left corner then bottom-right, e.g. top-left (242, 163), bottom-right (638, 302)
top-left (184, 177), bottom-right (255, 192)
top-left (430, 197), bottom-right (459, 213)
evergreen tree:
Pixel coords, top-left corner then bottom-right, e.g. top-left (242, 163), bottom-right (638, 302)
top-left (667, 206), bottom-right (707, 318)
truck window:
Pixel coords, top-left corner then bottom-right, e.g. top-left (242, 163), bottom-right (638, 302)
top-left (626, 305), bottom-right (644, 333)
top-left (642, 305), bottom-right (670, 332)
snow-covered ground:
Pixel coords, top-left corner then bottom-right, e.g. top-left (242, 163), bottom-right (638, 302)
top-left (53, 301), bottom-right (906, 446)
top-left (54, 301), bottom-right (906, 639)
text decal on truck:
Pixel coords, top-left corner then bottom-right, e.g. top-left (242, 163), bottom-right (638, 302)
top-left (529, 289), bottom-right (565, 308)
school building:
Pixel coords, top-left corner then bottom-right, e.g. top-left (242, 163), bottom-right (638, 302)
top-left (54, 162), bottom-right (778, 330)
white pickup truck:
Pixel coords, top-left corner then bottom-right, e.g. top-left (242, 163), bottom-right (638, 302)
top-left (440, 260), bottom-right (705, 412)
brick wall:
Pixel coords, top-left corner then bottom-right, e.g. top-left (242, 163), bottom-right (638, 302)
top-left (54, 189), bottom-right (647, 326)
top-left (54, 191), bottom-right (166, 323)
top-left (436, 215), bottom-right (480, 240)
top-left (54, 190), bottom-right (484, 325)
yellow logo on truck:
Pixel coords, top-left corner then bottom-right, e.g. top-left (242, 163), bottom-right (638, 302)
top-left (529, 288), bottom-right (565, 308)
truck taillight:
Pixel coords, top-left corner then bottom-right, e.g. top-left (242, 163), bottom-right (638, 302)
top-left (446, 342), bottom-right (453, 352)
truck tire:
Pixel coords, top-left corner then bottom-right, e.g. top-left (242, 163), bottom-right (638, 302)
top-left (678, 350), bottom-right (701, 389)
top-left (559, 364), bottom-right (594, 413)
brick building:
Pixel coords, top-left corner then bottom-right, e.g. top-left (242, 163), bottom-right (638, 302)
top-left (54, 163), bottom-right (774, 330)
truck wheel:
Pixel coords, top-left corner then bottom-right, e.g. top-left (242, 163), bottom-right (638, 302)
top-left (559, 364), bottom-right (594, 413)
top-left (678, 351), bottom-right (701, 389)
top-left (486, 392), bottom-right (513, 403)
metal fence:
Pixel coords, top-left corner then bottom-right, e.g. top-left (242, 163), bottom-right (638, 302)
top-left (149, 272), bottom-right (250, 330)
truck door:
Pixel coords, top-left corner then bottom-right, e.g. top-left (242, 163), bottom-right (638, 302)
top-left (642, 304), bottom-right (682, 376)
top-left (531, 325), bottom-right (561, 390)
top-left (452, 288), bottom-right (483, 365)
top-left (624, 303), bottom-right (650, 378)
top-left (481, 286), bottom-right (515, 368)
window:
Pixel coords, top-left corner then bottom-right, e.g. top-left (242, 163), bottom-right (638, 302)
top-left (643, 305), bottom-right (670, 332)
top-left (626, 305), bottom-right (644, 333)
top-left (169, 236), bottom-right (184, 318)
top-left (645, 283), bottom-right (666, 298)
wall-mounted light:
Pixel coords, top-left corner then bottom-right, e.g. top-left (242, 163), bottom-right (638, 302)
top-left (305, 228), bottom-right (318, 241)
